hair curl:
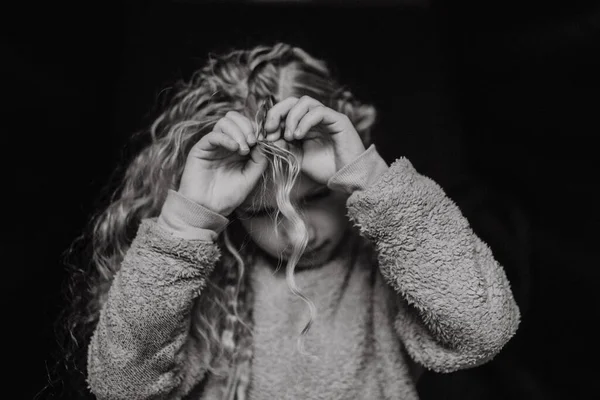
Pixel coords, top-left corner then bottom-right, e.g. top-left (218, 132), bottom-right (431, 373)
top-left (43, 42), bottom-right (376, 400)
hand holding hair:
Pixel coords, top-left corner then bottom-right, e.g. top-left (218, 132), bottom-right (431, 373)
top-left (263, 95), bottom-right (367, 185)
top-left (177, 111), bottom-right (268, 217)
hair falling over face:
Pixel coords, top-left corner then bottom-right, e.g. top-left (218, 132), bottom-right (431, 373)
top-left (51, 42), bottom-right (377, 400)
top-left (205, 97), bottom-right (319, 399)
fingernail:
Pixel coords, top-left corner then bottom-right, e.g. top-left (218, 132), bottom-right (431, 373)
top-left (266, 133), bottom-right (278, 141)
top-left (293, 129), bottom-right (301, 139)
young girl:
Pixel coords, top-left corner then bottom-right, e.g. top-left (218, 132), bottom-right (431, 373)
top-left (78, 43), bottom-right (520, 399)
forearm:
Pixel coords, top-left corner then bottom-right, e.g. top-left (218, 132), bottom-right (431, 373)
top-left (157, 189), bottom-right (230, 241)
top-left (87, 218), bottom-right (221, 399)
top-left (345, 156), bottom-right (520, 371)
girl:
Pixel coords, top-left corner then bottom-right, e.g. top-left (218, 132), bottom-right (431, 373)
top-left (77, 43), bottom-right (520, 399)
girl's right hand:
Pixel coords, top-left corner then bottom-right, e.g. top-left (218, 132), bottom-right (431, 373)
top-left (177, 111), bottom-right (268, 217)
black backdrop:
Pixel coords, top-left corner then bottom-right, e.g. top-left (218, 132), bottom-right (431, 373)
top-left (3, 0), bottom-right (599, 399)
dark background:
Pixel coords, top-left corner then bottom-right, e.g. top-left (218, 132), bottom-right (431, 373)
top-left (3, 0), bottom-right (599, 398)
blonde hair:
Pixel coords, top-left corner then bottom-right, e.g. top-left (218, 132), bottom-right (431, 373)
top-left (51, 42), bottom-right (376, 399)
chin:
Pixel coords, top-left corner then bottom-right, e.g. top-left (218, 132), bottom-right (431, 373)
top-left (258, 245), bottom-right (332, 271)
top-left (296, 248), bottom-right (334, 269)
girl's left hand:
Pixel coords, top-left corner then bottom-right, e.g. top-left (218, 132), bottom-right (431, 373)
top-left (262, 96), bottom-right (367, 185)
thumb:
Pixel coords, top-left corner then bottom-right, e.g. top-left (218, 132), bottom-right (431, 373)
top-left (244, 145), bottom-right (268, 178)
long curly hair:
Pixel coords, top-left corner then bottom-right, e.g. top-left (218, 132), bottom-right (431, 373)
top-left (45, 42), bottom-right (376, 400)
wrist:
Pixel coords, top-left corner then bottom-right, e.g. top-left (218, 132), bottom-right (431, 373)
top-left (177, 191), bottom-right (233, 217)
top-left (159, 189), bottom-right (230, 240)
top-left (333, 129), bottom-right (366, 167)
top-left (327, 144), bottom-right (389, 194)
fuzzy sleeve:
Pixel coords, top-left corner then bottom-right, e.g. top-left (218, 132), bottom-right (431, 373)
top-left (331, 149), bottom-right (521, 373)
top-left (86, 217), bottom-right (222, 400)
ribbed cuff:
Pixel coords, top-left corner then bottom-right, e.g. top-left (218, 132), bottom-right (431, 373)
top-left (327, 144), bottom-right (389, 194)
top-left (157, 190), bottom-right (229, 242)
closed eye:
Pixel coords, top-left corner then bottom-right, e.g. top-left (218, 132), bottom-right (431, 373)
top-left (239, 189), bottom-right (331, 218)
top-left (305, 188), bottom-right (331, 203)
top-left (241, 208), bottom-right (274, 218)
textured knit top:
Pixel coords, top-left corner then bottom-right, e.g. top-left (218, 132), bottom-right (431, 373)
top-left (87, 144), bottom-right (521, 399)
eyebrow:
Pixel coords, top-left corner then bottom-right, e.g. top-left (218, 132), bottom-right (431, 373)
top-left (244, 186), bottom-right (329, 214)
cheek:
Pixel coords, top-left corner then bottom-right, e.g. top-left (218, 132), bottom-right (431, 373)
top-left (239, 218), bottom-right (285, 251)
top-left (327, 192), bottom-right (349, 219)
top-left (313, 211), bottom-right (348, 238)
top-left (311, 195), bottom-right (349, 236)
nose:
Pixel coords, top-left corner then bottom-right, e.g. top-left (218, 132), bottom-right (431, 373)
top-left (281, 217), bottom-right (317, 249)
top-left (305, 224), bottom-right (317, 248)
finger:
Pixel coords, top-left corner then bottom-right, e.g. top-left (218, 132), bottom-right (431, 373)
top-left (214, 117), bottom-right (250, 155)
top-left (202, 131), bottom-right (239, 152)
top-left (285, 96), bottom-right (323, 141)
top-left (241, 146), bottom-right (269, 191)
top-left (247, 145), bottom-right (268, 169)
top-left (294, 106), bottom-right (339, 139)
top-left (263, 97), bottom-right (299, 139)
top-left (226, 111), bottom-right (256, 146)
top-left (264, 123), bottom-right (284, 142)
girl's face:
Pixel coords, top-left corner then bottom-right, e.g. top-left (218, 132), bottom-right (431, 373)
top-left (234, 172), bottom-right (350, 268)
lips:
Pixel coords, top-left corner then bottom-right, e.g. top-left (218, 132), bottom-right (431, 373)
top-left (283, 242), bottom-right (326, 258)
top-left (304, 242), bottom-right (326, 255)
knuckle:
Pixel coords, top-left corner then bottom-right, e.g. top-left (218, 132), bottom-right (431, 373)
top-left (285, 113), bottom-right (296, 123)
top-left (242, 115), bottom-right (252, 126)
top-left (212, 133), bottom-right (225, 142)
top-left (223, 117), bottom-right (234, 128)
top-left (228, 125), bottom-right (242, 136)
top-left (267, 108), bottom-right (280, 120)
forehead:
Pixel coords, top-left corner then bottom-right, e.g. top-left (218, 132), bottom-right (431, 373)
top-left (240, 172), bottom-right (324, 211)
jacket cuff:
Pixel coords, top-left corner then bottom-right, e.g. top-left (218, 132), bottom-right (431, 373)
top-left (157, 189), bottom-right (229, 242)
top-left (327, 144), bottom-right (389, 194)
